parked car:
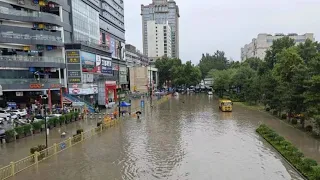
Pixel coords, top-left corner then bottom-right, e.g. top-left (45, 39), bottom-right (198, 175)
top-left (9, 110), bottom-right (26, 118)
top-left (0, 117), bottom-right (4, 124)
top-left (0, 110), bottom-right (12, 121)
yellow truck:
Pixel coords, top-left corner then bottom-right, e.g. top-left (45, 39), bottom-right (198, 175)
top-left (219, 99), bottom-right (233, 112)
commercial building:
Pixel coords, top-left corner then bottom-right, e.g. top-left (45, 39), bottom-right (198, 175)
top-left (125, 44), bottom-right (148, 67)
top-left (129, 67), bottom-right (158, 93)
top-left (0, 0), bottom-right (127, 109)
top-left (241, 33), bottom-right (315, 61)
top-left (65, 0), bottom-right (127, 107)
top-left (141, 0), bottom-right (180, 61)
top-left (0, 0), bottom-right (71, 107)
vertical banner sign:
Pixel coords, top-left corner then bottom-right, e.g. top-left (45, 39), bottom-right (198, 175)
top-left (48, 89), bottom-right (52, 113)
top-left (110, 38), bottom-right (115, 58)
top-left (66, 50), bottom-right (82, 84)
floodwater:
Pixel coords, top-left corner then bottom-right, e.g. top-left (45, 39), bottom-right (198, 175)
top-left (10, 94), bottom-right (307, 180)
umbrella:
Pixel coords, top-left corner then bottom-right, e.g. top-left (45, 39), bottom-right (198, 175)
top-left (120, 102), bottom-right (131, 107)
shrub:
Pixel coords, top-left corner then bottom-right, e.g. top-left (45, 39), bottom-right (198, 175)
top-left (306, 125), bottom-right (313, 132)
top-left (281, 113), bottom-right (287, 119)
top-left (31, 122), bottom-right (42, 131)
top-left (14, 126), bottom-right (24, 136)
top-left (292, 118), bottom-right (298, 125)
top-left (48, 118), bottom-right (55, 126)
top-left (23, 124), bottom-right (32, 134)
top-left (5, 129), bottom-right (15, 139)
top-left (59, 115), bottom-right (66, 124)
top-left (300, 158), bottom-right (318, 172)
top-left (257, 124), bottom-right (318, 180)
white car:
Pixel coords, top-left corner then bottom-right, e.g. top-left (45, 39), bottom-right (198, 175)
top-left (0, 110), bottom-right (12, 121)
top-left (0, 117), bottom-right (4, 124)
top-left (9, 110), bottom-right (27, 118)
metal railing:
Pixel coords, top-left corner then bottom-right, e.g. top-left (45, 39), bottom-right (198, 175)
top-left (0, 55), bottom-right (64, 63)
top-left (0, 32), bottom-right (62, 43)
top-left (0, 95), bottom-right (172, 180)
top-left (0, 6), bottom-right (61, 21)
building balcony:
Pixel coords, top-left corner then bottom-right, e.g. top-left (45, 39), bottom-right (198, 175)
top-left (0, 78), bottom-right (64, 91)
top-left (0, 31), bottom-right (63, 47)
top-left (0, 55), bottom-right (65, 68)
top-left (0, 6), bottom-right (64, 26)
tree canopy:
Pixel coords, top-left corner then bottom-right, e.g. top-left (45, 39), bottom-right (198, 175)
top-left (155, 57), bottom-right (201, 87)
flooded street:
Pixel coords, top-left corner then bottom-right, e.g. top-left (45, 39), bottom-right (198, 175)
top-left (10, 94), bottom-right (306, 180)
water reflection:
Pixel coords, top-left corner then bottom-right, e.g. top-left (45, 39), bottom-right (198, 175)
top-left (11, 94), bottom-right (303, 180)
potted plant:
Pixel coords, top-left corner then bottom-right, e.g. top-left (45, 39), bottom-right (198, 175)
top-left (31, 121), bottom-right (41, 134)
top-left (65, 114), bottom-right (71, 124)
top-left (14, 126), bottom-right (24, 139)
top-left (47, 118), bottom-right (55, 129)
top-left (5, 129), bottom-right (15, 143)
top-left (23, 124), bottom-right (32, 137)
top-left (59, 115), bottom-right (66, 126)
top-left (74, 112), bottom-right (80, 121)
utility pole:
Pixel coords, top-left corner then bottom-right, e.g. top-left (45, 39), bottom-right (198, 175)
top-left (117, 44), bottom-right (122, 117)
top-left (40, 94), bottom-right (48, 148)
top-left (149, 63), bottom-right (152, 105)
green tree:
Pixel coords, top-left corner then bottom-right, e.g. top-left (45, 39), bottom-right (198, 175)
top-left (273, 47), bottom-right (307, 118)
top-left (198, 51), bottom-right (229, 79)
top-left (265, 36), bottom-right (295, 69)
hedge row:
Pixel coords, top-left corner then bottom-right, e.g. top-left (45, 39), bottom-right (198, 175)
top-left (257, 124), bottom-right (320, 180)
top-left (5, 112), bottom-right (81, 142)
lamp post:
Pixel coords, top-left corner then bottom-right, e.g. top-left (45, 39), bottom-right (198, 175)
top-left (40, 94), bottom-right (48, 148)
top-left (149, 63), bottom-right (152, 105)
top-left (117, 43), bottom-right (122, 118)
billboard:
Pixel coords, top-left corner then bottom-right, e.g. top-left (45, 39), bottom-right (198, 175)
top-left (101, 56), bottom-right (112, 75)
top-left (106, 34), bottom-right (110, 51)
top-left (115, 40), bottom-right (119, 59)
top-left (66, 50), bottom-right (82, 84)
top-left (81, 51), bottom-right (96, 73)
top-left (110, 37), bottom-right (115, 58)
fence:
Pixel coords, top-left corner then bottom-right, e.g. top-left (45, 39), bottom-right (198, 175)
top-left (0, 95), bottom-right (171, 180)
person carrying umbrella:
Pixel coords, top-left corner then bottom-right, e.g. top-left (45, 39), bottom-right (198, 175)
top-left (136, 111), bottom-right (142, 119)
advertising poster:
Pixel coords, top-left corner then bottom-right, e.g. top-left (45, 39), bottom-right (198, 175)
top-left (81, 51), bottom-right (96, 73)
top-left (115, 41), bottom-right (119, 59)
top-left (101, 56), bottom-right (112, 75)
top-left (110, 37), bottom-right (115, 58)
top-left (95, 55), bottom-right (102, 73)
top-left (105, 34), bottom-right (110, 51)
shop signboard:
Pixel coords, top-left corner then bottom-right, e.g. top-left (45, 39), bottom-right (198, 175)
top-left (81, 51), bottom-right (96, 73)
top-left (95, 55), bottom-right (102, 73)
top-left (66, 50), bottom-right (82, 84)
top-left (101, 56), bottom-right (112, 75)
top-left (69, 87), bottom-right (98, 95)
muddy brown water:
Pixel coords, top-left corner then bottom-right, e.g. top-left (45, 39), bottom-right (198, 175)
top-left (9, 94), bottom-right (311, 180)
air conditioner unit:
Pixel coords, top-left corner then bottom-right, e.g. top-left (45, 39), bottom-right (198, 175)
top-left (17, 0), bottom-right (25, 5)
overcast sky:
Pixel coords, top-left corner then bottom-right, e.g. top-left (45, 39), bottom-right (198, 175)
top-left (124, 0), bottom-right (320, 64)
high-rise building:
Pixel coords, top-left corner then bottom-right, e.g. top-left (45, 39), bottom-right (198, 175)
top-left (141, 0), bottom-right (180, 61)
top-left (146, 21), bottom-right (172, 60)
top-left (0, 0), bottom-right (70, 107)
top-left (241, 33), bottom-right (315, 61)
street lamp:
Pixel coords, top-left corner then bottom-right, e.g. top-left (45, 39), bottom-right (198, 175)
top-left (149, 62), bottom-right (152, 105)
top-left (117, 43), bottom-right (122, 118)
top-left (40, 94), bottom-right (48, 148)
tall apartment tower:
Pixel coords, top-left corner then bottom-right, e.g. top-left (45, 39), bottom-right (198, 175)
top-left (141, 0), bottom-right (180, 61)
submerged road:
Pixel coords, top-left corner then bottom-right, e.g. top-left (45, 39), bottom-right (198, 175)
top-left (10, 94), bottom-right (308, 180)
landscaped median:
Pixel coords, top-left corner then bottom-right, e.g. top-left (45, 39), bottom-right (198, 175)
top-left (256, 124), bottom-right (320, 180)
